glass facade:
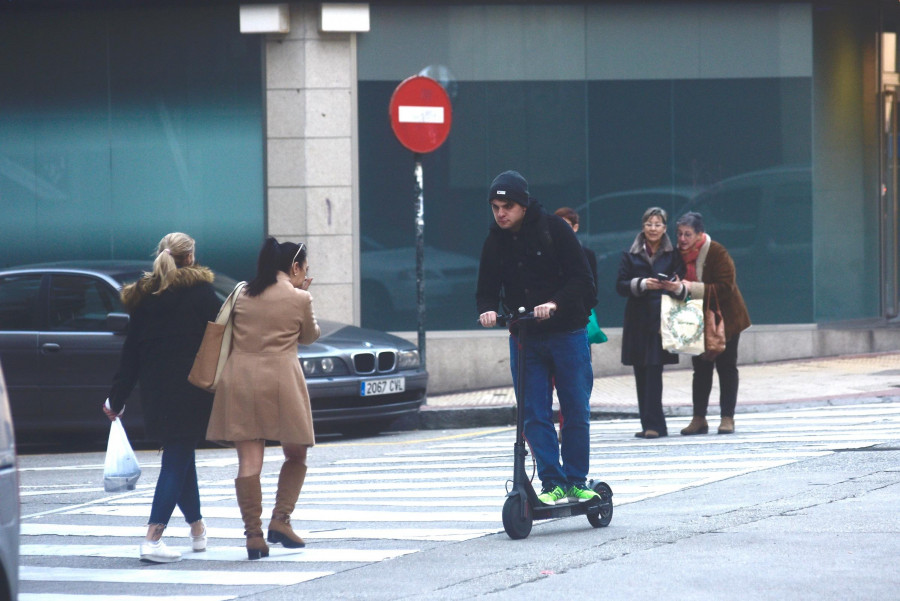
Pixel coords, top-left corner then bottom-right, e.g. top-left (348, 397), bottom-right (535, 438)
top-left (0, 6), bottom-right (265, 281)
top-left (358, 3), bottom-right (822, 331)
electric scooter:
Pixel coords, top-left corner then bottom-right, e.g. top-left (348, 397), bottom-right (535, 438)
top-left (498, 308), bottom-right (613, 540)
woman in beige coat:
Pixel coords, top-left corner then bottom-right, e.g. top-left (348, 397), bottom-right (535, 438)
top-left (206, 237), bottom-right (319, 559)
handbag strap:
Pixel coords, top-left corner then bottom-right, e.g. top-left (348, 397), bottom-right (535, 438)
top-left (215, 281), bottom-right (247, 324)
top-left (228, 281), bottom-right (247, 318)
top-left (708, 284), bottom-right (720, 312)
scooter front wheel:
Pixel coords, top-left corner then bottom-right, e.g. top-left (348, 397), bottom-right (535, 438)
top-left (587, 481), bottom-right (613, 528)
top-left (502, 494), bottom-right (533, 539)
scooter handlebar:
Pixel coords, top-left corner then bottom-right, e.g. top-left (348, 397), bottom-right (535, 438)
top-left (495, 311), bottom-right (536, 326)
top-left (478, 308), bottom-right (552, 327)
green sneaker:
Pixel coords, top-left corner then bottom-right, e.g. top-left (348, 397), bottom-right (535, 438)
top-left (566, 484), bottom-right (600, 502)
top-left (537, 485), bottom-right (567, 505)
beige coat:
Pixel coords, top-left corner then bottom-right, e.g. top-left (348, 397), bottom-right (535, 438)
top-left (206, 273), bottom-right (320, 445)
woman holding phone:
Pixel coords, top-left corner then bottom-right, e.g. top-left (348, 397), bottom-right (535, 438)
top-left (616, 207), bottom-right (686, 439)
top-left (206, 237), bottom-right (319, 560)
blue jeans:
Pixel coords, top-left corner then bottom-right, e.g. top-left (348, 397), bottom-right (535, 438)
top-left (509, 327), bottom-right (593, 490)
top-left (148, 438), bottom-right (202, 526)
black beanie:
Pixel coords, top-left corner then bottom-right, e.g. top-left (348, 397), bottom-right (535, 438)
top-left (488, 170), bottom-right (529, 207)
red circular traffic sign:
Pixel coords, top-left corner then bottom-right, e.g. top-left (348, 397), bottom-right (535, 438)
top-left (389, 75), bottom-right (452, 154)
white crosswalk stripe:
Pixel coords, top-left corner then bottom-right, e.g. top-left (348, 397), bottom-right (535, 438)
top-left (18, 402), bottom-right (900, 599)
top-left (19, 565), bottom-right (327, 585)
top-left (21, 544), bottom-right (416, 563)
top-left (21, 595), bottom-right (236, 601)
top-left (20, 523), bottom-right (494, 542)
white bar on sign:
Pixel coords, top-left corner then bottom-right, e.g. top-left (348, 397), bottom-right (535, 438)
top-left (398, 106), bottom-right (444, 124)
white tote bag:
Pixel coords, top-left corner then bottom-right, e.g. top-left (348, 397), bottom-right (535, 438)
top-left (103, 418), bottom-right (142, 492)
top-left (660, 294), bottom-right (705, 355)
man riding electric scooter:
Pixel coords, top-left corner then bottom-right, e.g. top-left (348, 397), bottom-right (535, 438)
top-left (476, 170), bottom-right (599, 506)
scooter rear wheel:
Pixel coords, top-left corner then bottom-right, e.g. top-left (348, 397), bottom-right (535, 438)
top-left (587, 481), bottom-right (613, 528)
top-left (502, 494), bottom-right (533, 539)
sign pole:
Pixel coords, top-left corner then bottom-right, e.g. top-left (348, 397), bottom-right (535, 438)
top-left (413, 154), bottom-right (426, 369)
top-left (388, 75), bottom-right (452, 375)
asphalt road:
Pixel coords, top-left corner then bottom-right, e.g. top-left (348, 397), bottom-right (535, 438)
top-left (16, 401), bottom-right (900, 601)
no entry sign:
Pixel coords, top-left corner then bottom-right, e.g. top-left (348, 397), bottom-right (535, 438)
top-left (389, 75), bottom-right (452, 154)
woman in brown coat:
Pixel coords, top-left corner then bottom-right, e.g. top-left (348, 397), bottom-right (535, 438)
top-left (206, 237), bottom-right (319, 559)
top-left (675, 212), bottom-right (751, 435)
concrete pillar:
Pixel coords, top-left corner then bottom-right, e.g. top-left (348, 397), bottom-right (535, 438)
top-left (264, 2), bottom-right (358, 324)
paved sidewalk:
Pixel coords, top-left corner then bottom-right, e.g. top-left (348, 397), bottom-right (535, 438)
top-left (418, 351), bottom-right (900, 429)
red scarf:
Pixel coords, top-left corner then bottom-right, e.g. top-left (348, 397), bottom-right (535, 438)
top-left (680, 233), bottom-right (707, 281)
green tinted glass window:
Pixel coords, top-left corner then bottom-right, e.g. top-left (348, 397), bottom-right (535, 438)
top-left (0, 7), bottom-right (264, 281)
top-left (358, 3), bottom-right (816, 328)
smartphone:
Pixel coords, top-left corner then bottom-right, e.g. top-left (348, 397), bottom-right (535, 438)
top-left (657, 273), bottom-right (677, 281)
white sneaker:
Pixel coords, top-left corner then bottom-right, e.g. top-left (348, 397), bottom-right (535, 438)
top-left (140, 539), bottom-right (181, 563)
top-left (191, 524), bottom-right (207, 552)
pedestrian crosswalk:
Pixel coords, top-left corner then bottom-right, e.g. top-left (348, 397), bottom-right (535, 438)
top-left (18, 401), bottom-right (900, 600)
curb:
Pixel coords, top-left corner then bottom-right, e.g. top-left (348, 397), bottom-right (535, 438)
top-left (418, 406), bottom-right (516, 430)
top-left (407, 393), bottom-right (900, 431)
top-left (416, 406), bottom-right (640, 430)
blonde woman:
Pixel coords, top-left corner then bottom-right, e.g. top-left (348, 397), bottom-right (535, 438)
top-left (104, 233), bottom-right (221, 563)
top-left (206, 237), bottom-right (319, 560)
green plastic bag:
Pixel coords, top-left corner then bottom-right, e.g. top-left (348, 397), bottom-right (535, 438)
top-left (586, 308), bottom-right (608, 344)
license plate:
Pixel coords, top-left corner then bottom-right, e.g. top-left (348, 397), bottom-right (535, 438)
top-left (360, 377), bottom-right (405, 396)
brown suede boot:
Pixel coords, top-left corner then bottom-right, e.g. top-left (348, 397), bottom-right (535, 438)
top-left (234, 475), bottom-right (269, 560)
top-left (718, 416), bottom-right (735, 434)
top-left (680, 416), bottom-right (709, 436)
top-left (267, 460), bottom-right (307, 549)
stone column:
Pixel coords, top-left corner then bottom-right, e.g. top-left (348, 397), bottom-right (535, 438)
top-left (264, 3), bottom-right (358, 324)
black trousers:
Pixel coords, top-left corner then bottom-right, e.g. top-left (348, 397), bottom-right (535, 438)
top-left (633, 364), bottom-right (667, 435)
top-left (690, 332), bottom-right (741, 418)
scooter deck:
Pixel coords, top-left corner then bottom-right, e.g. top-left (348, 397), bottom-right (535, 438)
top-left (508, 474), bottom-right (609, 518)
top-left (531, 498), bottom-right (603, 520)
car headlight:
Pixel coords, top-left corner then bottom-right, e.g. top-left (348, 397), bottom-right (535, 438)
top-left (301, 357), bottom-right (348, 377)
top-left (397, 349), bottom-right (420, 369)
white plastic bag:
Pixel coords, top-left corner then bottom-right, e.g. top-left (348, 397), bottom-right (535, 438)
top-left (660, 294), bottom-right (705, 355)
top-left (103, 418), bottom-right (141, 492)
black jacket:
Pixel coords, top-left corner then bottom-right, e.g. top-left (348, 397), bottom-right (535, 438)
top-left (616, 233), bottom-right (685, 366)
top-left (583, 245), bottom-right (598, 289)
top-left (108, 266), bottom-right (221, 442)
top-left (476, 199), bottom-right (596, 334)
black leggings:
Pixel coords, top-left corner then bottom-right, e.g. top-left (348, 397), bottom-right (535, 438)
top-left (690, 333), bottom-right (740, 418)
top-left (633, 364), bottom-right (667, 435)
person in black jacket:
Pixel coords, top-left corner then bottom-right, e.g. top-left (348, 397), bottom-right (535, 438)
top-left (554, 206), bottom-right (597, 286)
top-left (616, 207), bottom-right (686, 439)
top-left (476, 170), bottom-right (599, 506)
top-left (103, 232), bottom-right (221, 563)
